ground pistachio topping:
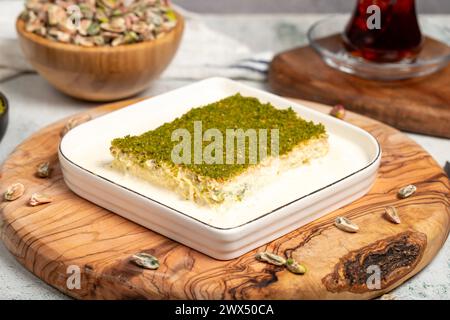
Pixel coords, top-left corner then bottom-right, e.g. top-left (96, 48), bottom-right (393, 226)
top-left (111, 94), bottom-right (326, 180)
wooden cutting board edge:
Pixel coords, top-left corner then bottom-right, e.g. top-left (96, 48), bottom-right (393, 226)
top-left (0, 97), bottom-right (449, 300)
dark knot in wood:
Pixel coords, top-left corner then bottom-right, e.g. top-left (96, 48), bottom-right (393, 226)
top-left (322, 231), bottom-right (427, 293)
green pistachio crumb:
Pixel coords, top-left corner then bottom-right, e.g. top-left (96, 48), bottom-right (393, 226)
top-left (111, 94), bottom-right (326, 180)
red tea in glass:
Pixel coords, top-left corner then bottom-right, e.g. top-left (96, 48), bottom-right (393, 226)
top-left (344, 0), bottom-right (423, 63)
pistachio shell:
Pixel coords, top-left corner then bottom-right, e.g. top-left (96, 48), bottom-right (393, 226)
top-left (398, 185), bottom-right (417, 199)
top-left (78, 19), bottom-right (92, 36)
top-left (131, 21), bottom-right (150, 34)
top-left (48, 4), bottom-right (66, 26)
top-left (335, 216), bottom-right (359, 233)
top-left (131, 253), bottom-right (159, 270)
top-left (79, 3), bottom-right (95, 19)
top-left (330, 104), bottom-right (346, 120)
top-left (101, 31), bottom-right (122, 39)
top-left (100, 0), bottom-right (119, 9)
top-left (25, 0), bottom-right (43, 11)
top-left (86, 22), bottom-right (101, 36)
top-left (255, 252), bottom-right (286, 266)
top-left (21, 0), bottom-right (177, 47)
top-left (384, 206), bottom-right (401, 224)
top-left (4, 183), bottom-right (25, 201)
top-left (25, 20), bottom-right (42, 33)
top-left (101, 17), bottom-right (126, 33)
top-left (124, 31), bottom-right (139, 43)
top-left (49, 29), bottom-right (71, 42)
top-left (111, 35), bottom-right (125, 46)
top-left (59, 18), bottom-right (78, 34)
top-left (93, 35), bottom-right (105, 46)
top-left (35, 26), bottom-right (47, 36)
top-left (37, 162), bottom-right (52, 178)
top-left (29, 193), bottom-right (53, 206)
top-left (286, 258), bottom-right (307, 275)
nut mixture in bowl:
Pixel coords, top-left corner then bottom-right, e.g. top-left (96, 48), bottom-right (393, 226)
top-left (20, 0), bottom-right (177, 47)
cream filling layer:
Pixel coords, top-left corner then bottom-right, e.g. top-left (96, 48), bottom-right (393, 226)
top-left (111, 135), bottom-right (329, 207)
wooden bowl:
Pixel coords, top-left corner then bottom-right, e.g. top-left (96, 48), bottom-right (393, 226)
top-left (0, 92), bottom-right (9, 143)
top-left (16, 14), bottom-right (184, 101)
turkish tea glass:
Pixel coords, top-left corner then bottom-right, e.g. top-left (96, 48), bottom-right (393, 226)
top-left (344, 0), bottom-right (423, 63)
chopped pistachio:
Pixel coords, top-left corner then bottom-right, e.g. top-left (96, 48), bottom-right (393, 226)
top-left (20, 0), bottom-right (177, 47)
top-left (111, 94), bottom-right (327, 180)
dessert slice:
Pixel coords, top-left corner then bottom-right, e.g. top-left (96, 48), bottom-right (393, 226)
top-left (110, 94), bottom-right (328, 206)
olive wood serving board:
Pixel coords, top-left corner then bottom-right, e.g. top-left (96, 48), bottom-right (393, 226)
top-left (268, 43), bottom-right (450, 138)
top-left (0, 98), bottom-right (449, 300)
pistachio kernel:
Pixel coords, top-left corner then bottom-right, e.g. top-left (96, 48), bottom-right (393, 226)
top-left (29, 193), bottom-right (53, 206)
top-left (330, 104), bottom-right (346, 120)
top-left (285, 258), bottom-right (307, 275)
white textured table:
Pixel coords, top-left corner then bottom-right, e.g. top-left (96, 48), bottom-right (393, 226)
top-left (0, 7), bottom-right (449, 299)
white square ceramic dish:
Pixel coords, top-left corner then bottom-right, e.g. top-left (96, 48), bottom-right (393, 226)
top-left (59, 78), bottom-right (381, 260)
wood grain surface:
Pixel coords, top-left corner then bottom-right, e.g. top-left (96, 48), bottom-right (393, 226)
top-left (268, 44), bottom-right (450, 138)
top-left (0, 98), bottom-right (449, 300)
top-left (16, 15), bottom-right (184, 102)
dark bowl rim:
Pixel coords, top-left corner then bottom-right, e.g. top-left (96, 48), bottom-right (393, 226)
top-left (0, 91), bottom-right (8, 119)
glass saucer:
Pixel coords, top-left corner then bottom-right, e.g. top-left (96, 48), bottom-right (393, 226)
top-left (307, 15), bottom-right (450, 81)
